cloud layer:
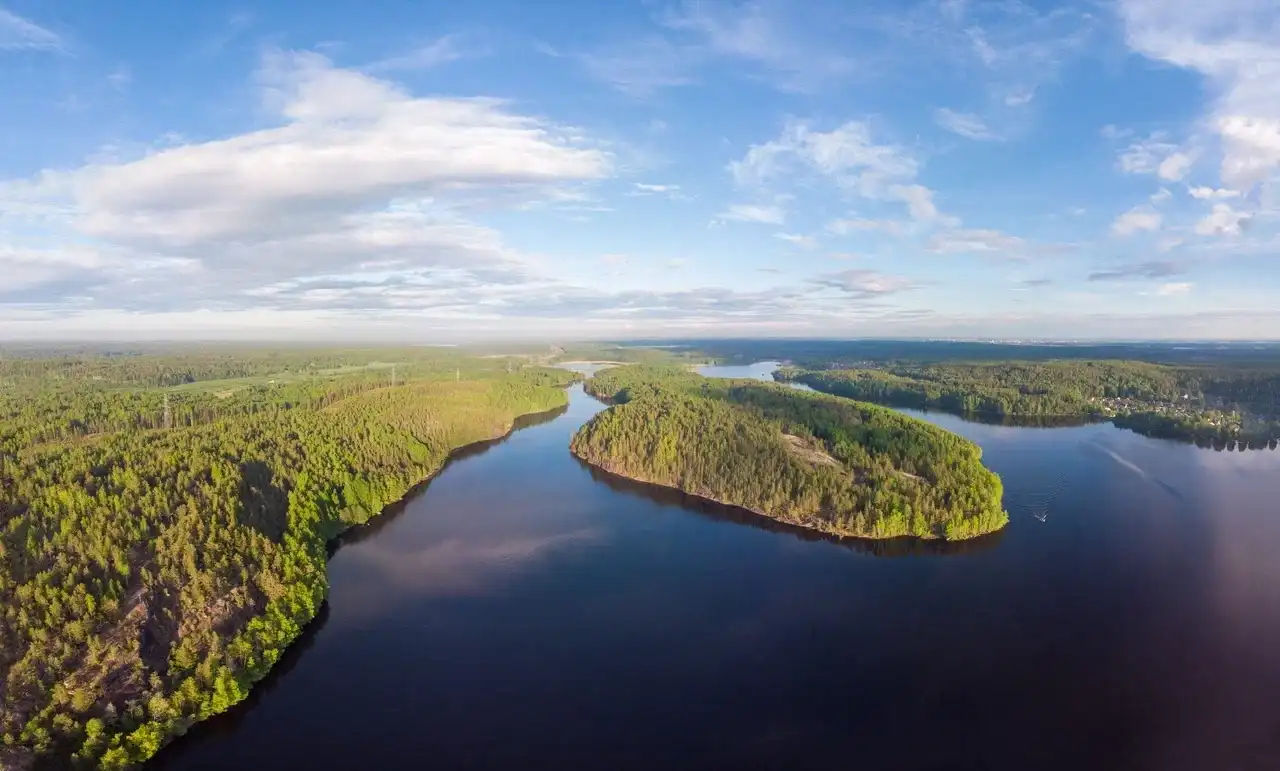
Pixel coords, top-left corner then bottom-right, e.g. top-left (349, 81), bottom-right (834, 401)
top-left (3, 52), bottom-right (619, 320)
top-left (1, 1), bottom-right (1278, 340)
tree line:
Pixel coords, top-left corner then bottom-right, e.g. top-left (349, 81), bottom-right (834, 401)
top-left (775, 360), bottom-right (1280, 448)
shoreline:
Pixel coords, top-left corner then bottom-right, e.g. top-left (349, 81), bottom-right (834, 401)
top-left (568, 446), bottom-right (1002, 543)
top-left (789, 380), bottom-right (1278, 450)
top-left (146, 392), bottom-right (572, 768)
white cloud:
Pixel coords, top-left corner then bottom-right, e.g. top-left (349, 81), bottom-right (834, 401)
top-left (889, 183), bottom-right (952, 223)
top-left (630, 182), bottom-right (685, 200)
top-left (1188, 186), bottom-right (1240, 199)
top-left (0, 52), bottom-right (614, 315)
top-left (1217, 116), bottom-right (1280, 188)
top-left (0, 8), bottom-right (63, 52)
top-left (927, 228), bottom-right (1028, 258)
top-left (731, 120), bottom-right (949, 223)
top-left (1111, 207), bottom-right (1162, 236)
top-left (1194, 203), bottom-right (1251, 236)
top-left (0, 245), bottom-right (106, 294)
top-left (1116, 133), bottom-right (1193, 180)
top-left (1156, 281), bottom-right (1193, 296)
top-left (107, 66), bottom-right (132, 91)
top-left (58, 51), bottom-right (607, 249)
top-left (826, 217), bottom-right (907, 236)
top-left (731, 120), bottom-right (917, 190)
top-left (660, 0), bottom-right (854, 92)
top-left (1120, 0), bottom-right (1280, 190)
top-left (0, 240), bottom-right (199, 309)
top-left (584, 0), bottom-right (1094, 108)
top-left (1100, 124), bottom-right (1130, 141)
top-left (889, 0), bottom-right (1096, 121)
top-left (577, 1), bottom-right (859, 96)
top-left (773, 232), bottom-right (817, 249)
top-left (934, 108), bottom-right (1000, 141)
top-left (578, 36), bottom-right (699, 96)
top-left (1157, 151), bottom-right (1194, 181)
top-left (1088, 260), bottom-right (1182, 281)
top-left (810, 269), bottom-right (916, 297)
top-left (717, 203), bottom-right (785, 225)
top-left (1004, 89), bottom-right (1035, 107)
top-left (366, 34), bottom-right (480, 72)
top-left (8, 9), bottom-right (1277, 340)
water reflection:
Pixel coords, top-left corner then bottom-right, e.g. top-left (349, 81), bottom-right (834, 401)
top-left (337, 528), bottom-right (602, 622)
top-left (335, 402), bottom-right (569, 552)
top-left (555, 360), bottom-right (622, 377)
top-left (932, 409), bottom-right (1094, 429)
top-left (696, 360), bottom-right (786, 381)
top-left (579, 458), bottom-right (1004, 558)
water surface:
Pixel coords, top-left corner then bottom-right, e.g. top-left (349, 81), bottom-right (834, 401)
top-left (698, 359), bottom-right (802, 385)
top-left (157, 367), bottom-right (1280, 771)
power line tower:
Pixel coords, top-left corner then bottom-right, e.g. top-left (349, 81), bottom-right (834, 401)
top-left (455, 367), bottom-right (460, 382)
top-left (390, 364), bottom-right (397, 387)
top-left (163, 393), bottom-right (172, 430)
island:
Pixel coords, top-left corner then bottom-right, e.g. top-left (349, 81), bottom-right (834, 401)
top-left (571, 366), bottom-right (1008, 541)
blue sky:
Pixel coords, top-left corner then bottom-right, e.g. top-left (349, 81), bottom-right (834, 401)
top-left (1, 0), bottom-right (1278, 340)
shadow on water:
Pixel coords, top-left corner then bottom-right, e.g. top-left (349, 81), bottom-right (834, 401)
top-left (955, 411), bottom-right (1095, 429)
top-left (893, 405), bottom-right (1097, 429)
top-left (578, 457), bottom-right (1004, 558)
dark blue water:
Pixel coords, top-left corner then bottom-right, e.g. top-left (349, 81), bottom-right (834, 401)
top-left (156, 366), bottom-right (1280, 771)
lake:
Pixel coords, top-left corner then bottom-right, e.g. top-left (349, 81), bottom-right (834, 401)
top-left (155, 363), bottom-right (1280, 770)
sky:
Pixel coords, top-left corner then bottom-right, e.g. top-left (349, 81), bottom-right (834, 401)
top-left (1, 0), bottom-right (1279, 341)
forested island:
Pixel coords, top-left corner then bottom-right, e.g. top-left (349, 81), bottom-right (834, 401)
top-left (0, 347), bottom-right (574, 769)
top-left (774, 360), bottom-right (1280, 449)
top-left (572, 366), bottom-right (1007, 541)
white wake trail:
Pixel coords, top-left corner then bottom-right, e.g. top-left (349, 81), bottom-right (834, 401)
top-left (1093, 443), bottom-right (1149, 479)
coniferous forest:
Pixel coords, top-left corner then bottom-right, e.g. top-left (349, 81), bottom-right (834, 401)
top-left (774, 360), bottom-right (1280, 448)
top-left (0, 347), bottom-right (572, 769)
top-left (5, 344), bottom-right (1276, 769)
top-left (572, 366), bottom-right (1007, 542)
